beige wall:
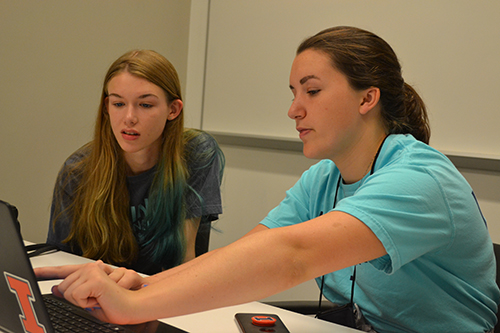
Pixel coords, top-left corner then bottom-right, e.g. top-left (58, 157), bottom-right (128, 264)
top-left (0, 1), bottom-right (192, 242)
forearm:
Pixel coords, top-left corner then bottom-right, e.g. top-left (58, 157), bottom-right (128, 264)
top-left (130, 227), bottom-right (309, 321)
top-left (144, 223), bottom-right (267, 285)
top-left (143, 248), bottom-right (218, 285)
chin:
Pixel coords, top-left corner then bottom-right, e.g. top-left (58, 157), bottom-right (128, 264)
top-left (303, 146), bottom-right (331, 161)
top-left (302, 148), bottom-right (319, 160)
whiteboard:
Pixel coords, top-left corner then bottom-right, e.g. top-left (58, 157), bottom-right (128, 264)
top-left (201, 0), bottom-right (500, 157)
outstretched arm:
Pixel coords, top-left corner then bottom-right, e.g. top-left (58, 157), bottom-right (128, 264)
top-left (39, 212), bottom-right (386, 325)
top-left (34, 224), bottom-right (268, 290)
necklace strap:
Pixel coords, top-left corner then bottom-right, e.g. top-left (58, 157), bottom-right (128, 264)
top-left (316, 135), bottom-right (388, 314)
top-left (370, 135), bottom-right (388, 175)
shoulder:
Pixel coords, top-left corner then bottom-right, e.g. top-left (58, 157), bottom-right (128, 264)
top-left (63, 143), bottom-right (92, 167)
top-left (364, 134), bottom-right (471, 218)
top-left (183, 129), bottom-right (223, 165)
top-left (183, 129), bottom-right (219, 152)
top-left (378, 135), bottom-right (457, 177)
top-left (56, 143), bottom-right (92, 184)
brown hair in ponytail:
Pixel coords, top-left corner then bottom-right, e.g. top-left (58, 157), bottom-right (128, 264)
top-left (297, 26), bottom-right (430, 144)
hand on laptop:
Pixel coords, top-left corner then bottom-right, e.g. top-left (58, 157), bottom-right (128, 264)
top-left (36, 261), bottom-right (144, 324)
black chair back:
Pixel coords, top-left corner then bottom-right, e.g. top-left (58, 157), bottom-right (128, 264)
top-left (194, 220), bottom-right (211, 257)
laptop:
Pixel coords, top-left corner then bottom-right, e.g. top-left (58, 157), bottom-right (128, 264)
top-left (0, 201), bottom-right (188, 333)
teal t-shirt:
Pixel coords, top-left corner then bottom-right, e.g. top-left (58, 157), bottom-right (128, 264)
top-left (261, 134), bottom-right (499, 333)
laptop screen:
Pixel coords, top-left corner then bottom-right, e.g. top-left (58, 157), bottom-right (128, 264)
top-left (0, 201), bottom-right (187, 333)
top-left (0, 201), bottom-right (54, 333)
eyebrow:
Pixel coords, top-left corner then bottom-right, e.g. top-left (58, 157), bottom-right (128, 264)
top-left (107, 93), bottom-right (159, 99)
top-left (300, 75), bottom-right (319, 85)
top-left (289, 75), bottom-right (320, 90)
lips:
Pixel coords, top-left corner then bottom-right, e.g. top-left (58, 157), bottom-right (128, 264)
top-left (296, 127), bottom-right (311, 140)
top-left (121, 129), bottom-right (140, 140)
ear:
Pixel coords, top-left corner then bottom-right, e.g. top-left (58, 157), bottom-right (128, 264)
top-left (359, 87), bottom-right (380, 115)
top-left (167, 99), bottom-right (183, 120)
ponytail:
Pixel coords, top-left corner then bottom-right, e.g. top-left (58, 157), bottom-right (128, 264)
top-left (401, 83), bottom-right (430, 144)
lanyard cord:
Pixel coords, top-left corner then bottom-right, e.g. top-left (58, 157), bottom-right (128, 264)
top-left (317, 176), bottom-right (342, 314)
top-left (316, 135), bottom-right (388, 316)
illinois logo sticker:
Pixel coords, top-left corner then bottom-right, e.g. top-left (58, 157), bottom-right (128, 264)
top-left (4, 272), bottom-right (47, 333)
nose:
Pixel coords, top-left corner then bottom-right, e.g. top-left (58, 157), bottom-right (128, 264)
top-left (288, 97), bottom-right (305, 120)
top-left (124, 106), bottom-right (138, 126)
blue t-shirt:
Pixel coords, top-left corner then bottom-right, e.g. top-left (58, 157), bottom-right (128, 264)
top-left (261, 134), bottom-right (499, 333)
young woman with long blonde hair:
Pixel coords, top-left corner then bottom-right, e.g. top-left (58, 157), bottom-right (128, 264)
top-left (47, 50), bottom-right (224, 275)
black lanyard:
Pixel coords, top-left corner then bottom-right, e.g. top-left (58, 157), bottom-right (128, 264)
top-left (317, 135), bottom-right (388, 314)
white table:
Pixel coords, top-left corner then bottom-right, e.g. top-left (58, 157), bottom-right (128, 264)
top-left (30, 248), bottom-right (356, 333)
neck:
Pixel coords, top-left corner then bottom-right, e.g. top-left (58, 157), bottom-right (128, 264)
top-left (336, 132), bottom-right (387, 184)
top-left (124, 148), bottom-right (160, 176)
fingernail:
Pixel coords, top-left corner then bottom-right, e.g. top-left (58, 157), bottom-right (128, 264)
top-left (51, 285), bottom-right (63, 297)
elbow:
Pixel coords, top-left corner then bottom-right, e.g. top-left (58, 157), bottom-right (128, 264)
top-left (277, 241), bottom-right (315, 289)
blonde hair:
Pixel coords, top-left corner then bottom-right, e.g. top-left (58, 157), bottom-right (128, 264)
top-left (53, 50), bottom-right (190, 266)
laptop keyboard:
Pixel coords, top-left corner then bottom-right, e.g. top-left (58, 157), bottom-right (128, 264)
top-left (43, 295), bottom-right (125, 332)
